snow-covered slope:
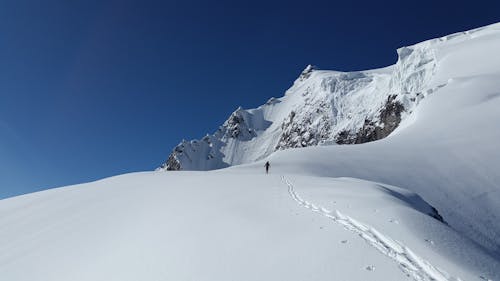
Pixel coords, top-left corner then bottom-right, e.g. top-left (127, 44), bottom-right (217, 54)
top-left (1, 172), bottom-right (498, 281)
top-left (229, 22), bottom-right (500, 260)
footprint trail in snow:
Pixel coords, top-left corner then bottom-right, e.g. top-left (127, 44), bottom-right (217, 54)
top-left (282, 176), bottom-right (461, 281)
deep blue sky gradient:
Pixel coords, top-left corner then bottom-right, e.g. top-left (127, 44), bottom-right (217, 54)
top-left (1, 0), bottom-right (499, 198)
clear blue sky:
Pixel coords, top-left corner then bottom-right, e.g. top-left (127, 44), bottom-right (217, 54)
top-left (1, 0), bottom-right (499, 199)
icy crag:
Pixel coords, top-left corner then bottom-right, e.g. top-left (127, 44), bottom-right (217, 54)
top-left (160, 23), bottom-right (494, 171)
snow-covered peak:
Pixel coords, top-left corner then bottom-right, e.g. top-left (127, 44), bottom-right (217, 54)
top-left (298, 64), bottom-right (315, 81)
top-left (159, 22), bottom-right (500, 171)
top-left (220, 107), bottom-right (256, 140)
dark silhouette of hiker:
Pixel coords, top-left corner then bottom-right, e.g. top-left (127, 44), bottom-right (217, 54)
top-left (265, 161), bottom-right (270, 174)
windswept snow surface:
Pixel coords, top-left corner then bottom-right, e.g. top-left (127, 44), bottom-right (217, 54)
top-left (1, 172), bottom-right (498, 281)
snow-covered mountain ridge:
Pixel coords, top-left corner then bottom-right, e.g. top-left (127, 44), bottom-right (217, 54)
top-left (155, 22), bottom-right (495, 171)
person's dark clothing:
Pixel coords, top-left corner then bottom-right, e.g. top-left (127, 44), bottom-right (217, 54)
top-left (265, 161), bottom-right (270, 174)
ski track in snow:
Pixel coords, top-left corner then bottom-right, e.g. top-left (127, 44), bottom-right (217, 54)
top-left (281, 176), bottom-right (461, 281)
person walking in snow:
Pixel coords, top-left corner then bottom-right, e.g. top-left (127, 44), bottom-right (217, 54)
top-left (265, 161), bottom-right (270, 174)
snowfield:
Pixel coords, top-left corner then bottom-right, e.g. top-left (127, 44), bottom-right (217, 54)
top-left (1, 23), bottom-right (500, 280)
top-left (1, 172), bottom-right (498, 281)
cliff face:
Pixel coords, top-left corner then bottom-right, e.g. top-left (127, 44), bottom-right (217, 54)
top-left (159, 29), bottom-right (447, 171)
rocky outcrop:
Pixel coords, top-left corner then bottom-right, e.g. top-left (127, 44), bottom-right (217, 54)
top-left (275, 108), bottom-right (332, 150)
top-left (334, 95), bottom-right (404, 144)
top-left (222, 108), bottom-right (257, 141)
top-left (161, 107), bottom-right (263, 171)
top-left (299, 64), bottom-right (315, 81)
top-left (356, 95), bottom-right (404, 143)
top-left (159, 154), bottom-right (181, 171)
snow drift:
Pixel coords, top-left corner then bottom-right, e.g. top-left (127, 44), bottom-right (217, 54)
top-left (1, 172), bottom-right (498, 281)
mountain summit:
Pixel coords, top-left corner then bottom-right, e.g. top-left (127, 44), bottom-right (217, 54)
top-left (159, 23), bottom-right (449, 171)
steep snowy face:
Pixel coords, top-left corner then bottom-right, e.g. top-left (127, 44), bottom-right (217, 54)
top-left (159, 23), bottom-right (494, 171)
top-left (277, 68), bottom-right (399, 147)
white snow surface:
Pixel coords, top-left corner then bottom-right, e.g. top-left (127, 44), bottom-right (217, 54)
top-left (1, 23), bottom-right (500, 281)
top-left (1, 172), bottom-right (499, 281)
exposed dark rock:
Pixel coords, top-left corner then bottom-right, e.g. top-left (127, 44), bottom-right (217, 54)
top-left (221, 108), bottom-right (257, 141)
top-left (276, 111), bottom-right (307, 149)
top-left (335, 130), bottom-right (357, 144)
top-left (275, 111), bottom-right (322, 150)
top-left (162, 153), bottom-right (181, 171)
top-left (354, 95), bottom-right (404, 144)
top-left (226, 111), bottom-right (245, 138)
top-left (334, 95), bottom-right (404, 145)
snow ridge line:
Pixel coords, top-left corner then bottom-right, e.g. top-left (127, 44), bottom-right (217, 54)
top-left (281, 176), bottom-right (461, 281)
